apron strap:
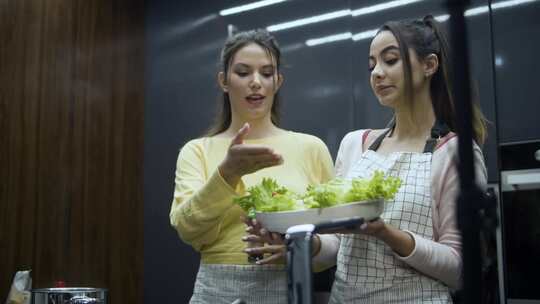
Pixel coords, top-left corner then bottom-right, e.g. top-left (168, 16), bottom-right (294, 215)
top-left (367, 127), bottom-right (393, 151)
top-left (368, 120), bottom-right (450, 153)
top-left (423, 120), bottom-right (450, 153)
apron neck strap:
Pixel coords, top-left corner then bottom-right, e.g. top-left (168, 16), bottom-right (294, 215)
top-left (368, 120), bottom-right (450, 153)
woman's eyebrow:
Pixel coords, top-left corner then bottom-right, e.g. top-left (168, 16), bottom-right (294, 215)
top-left (369, 45), bottom-right (399, 60)
top-left (380, 45), bottom-right (400, 55)
top-left (232, 63), bottom-right (251, 69)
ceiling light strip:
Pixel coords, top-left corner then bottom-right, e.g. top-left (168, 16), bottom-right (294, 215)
top-left (306, 32), bottom-right (352, 46)
top-left (351, 0), bottom-right (425, 17)
top-left (267, 10), bottom-right (351, 32)
top-left (219, 0), bottom-right (287, 16)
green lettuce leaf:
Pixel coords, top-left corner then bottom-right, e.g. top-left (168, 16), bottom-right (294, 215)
top-left (233, 171), bottom-right (401, 215)
top-left (344, 171), bottom-right (402, 202)
top-left (302, 178), bottom-right (350, 208)
top-left (233, 178), bottom-right (300, 218)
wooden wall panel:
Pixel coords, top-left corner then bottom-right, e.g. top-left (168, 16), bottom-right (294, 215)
top-left (0, 0), bottom-right (144, 303)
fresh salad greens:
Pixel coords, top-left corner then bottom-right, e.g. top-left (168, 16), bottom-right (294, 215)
top-left (233, 178), bottom-right (299, 218)
top-left (344, 171), bottom-right (402, 202)
top-left (233, 170), bottom-right (402, 217)
top-left (302, 178), bottom-right (349, 209)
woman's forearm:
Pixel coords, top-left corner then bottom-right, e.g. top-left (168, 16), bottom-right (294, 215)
top-left (377, 225), bottom-right (416, 257)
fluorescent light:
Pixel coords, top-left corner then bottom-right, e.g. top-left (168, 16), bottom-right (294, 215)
top-left (306, 32), bottom-right (352, 46)
top-left (351, 14), bottom-right (448, 42)
top-left (267, 0), bottom-right (426, 32)
top-left (464, 6), bottom-right (489, 16)
top-left (352, 0), bottom-right (425, 17)
top-left (352, 29), bottom-right (379, 41)
top-left (267, 9), bottom-right (351, 32)
top-left (492, 0), bottom-right (538, 9)
top-left (281, 42), bottom-right (305, 53)
top-left (434, 14), bottom-right (450, 22)
top-left (465, 0), bottom-right (539, 17)
top-left (305, 0), bottom-right (539, 48)
top-left (219, 0), bottom-right (287, 16)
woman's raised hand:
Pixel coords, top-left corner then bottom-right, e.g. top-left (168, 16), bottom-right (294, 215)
top-left (219, 123), bottom-right (283, 188)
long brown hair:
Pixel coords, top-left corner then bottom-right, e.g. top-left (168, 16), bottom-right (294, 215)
top-left (205, 29), bottom-right (283, 136)
top-left (378, 15), bottom-right (487, 144)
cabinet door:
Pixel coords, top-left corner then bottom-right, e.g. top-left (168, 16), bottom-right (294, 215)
top-left (492, 0), bottom-right (540, 143)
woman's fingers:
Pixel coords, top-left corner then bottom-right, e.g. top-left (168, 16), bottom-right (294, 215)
top-left (267, 232), bottom-right (285, 244)
top-left (227, 146), bottom-right (283, 175)
top-left (231, 145), bottom-right (282, 163)
top-left (230, 123), bottom-right (250, 146)
top-left (243, 233), bottom-right (274, 244)
top-left (245, 244), bottom-right (285, 256)
top-left (259, 228), bottom-right (277, 244)
top-left (242, 234), bottom-right (263, 243)
top-left (224, 141), bottom-right (283, 177)
top-left (245, 226), bottom-right (261, 237)
top-left (245, 218), bottom-right (262, 231)
top-left (251, 244), bottom-right (286, 265)
top-left (254, 158), bottom-right (284, 171)
top-left (238, 151), bottom-right (283, 168)
top-left (242, 217), bottom-right (259, 229)
top-left (254, 252), bottom-right (285, 265)
top-left (232, 144), bottom-right (275, 155)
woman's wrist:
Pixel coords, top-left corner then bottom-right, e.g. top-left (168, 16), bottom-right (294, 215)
top-left (218, 164), bottom-right (240, 188)
top-left (374, 222), bottom-right (392, 241)
top-left (377, 224), bottom-right (415, 257)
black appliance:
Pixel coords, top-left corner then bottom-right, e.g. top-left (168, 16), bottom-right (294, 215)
top-left (500, 140), bottom-right (540, 304)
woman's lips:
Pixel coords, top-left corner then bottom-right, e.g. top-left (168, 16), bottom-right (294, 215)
top-left (376, 85), bottom-right (394, 95)
top-left (245, 95), bottom-right (265, 105)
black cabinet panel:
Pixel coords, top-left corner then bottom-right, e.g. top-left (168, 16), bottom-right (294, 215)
top-left (492, 1), bottom-right (540, 143)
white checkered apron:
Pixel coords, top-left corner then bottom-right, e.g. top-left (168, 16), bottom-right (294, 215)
top-left (329, 149), bottom-right (451, 303)
top-left (190, 264), bottom-right (287, 304)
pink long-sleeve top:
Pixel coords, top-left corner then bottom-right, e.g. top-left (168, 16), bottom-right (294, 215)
top-left (315, 129), bottom-right (487, 289)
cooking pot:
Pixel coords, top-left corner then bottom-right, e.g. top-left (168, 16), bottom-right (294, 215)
top-left (31, 288), bottom-right (107, 304)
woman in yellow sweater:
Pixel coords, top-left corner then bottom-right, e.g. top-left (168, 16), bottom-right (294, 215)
top-left (169, 29), bottom-right (334, 304)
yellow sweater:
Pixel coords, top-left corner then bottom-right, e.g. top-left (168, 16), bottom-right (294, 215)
top-left (170, 131), bottom-right (334, 264)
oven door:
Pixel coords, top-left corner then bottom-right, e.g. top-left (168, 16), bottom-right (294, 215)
top-left (500, 141), bottom-right (540, 304)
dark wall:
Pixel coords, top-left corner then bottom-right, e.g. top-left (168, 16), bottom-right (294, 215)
top-left (145, 0), bottom-right (540, 302)
top-left (0, 1), bottom-right (144, 303)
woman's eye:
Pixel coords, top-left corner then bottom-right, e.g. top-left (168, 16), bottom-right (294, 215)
top-left (262, 73), bottom-right (274, 78)
top-left (368, 60), bottom-right (375, 71)
top-left (236, 72), bottom-right (249, 77)
top-left (386, 58), bottom-right (398, 65)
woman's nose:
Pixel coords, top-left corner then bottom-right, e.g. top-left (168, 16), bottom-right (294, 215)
top-left (371, 64), bottom-right (384, 79)
top-left (249, 73), bottom-right (262, 90)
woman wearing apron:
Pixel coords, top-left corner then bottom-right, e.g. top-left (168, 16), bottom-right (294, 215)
top-left (248, 16), bottom-right (488, 303)
top-left (169, 29), bottom-right (334, 304)
top-left (317, 16), bottom-right (488, 303)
